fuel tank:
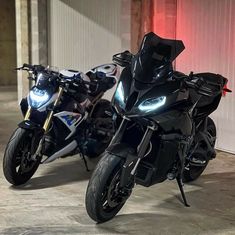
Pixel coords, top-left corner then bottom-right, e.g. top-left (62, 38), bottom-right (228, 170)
top-left (112, 67), bottom-right (192, 135)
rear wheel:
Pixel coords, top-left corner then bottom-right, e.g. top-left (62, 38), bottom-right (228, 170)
top-left (3, 128), bottom-right (41, 186)
top-left (183, 117), bottom-right (216, 182)
top-left (87, 99), bottom-right (114, 158)
top-left (85, 153), bottom-right (131, 223)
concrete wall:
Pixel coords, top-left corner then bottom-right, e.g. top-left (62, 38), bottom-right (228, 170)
top-left (48, 0), bottom-right (130, 100)
top-left (48, 0), bottom-right (129, 71)
top-left (176, 0), bottom-right (235, 153)
top-left (0, 0), bottom-right (17, 86)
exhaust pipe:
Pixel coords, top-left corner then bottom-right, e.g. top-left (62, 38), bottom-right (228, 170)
top-left (42, 140), bottom-right (78, 164)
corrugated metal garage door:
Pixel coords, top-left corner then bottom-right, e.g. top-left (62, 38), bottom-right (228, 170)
top-left (48, 0), bottom-right (129, 99)
top-left (176, 0), bottom-right (235, 153)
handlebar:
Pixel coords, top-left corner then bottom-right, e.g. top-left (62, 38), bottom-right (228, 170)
top-left (113, 50), bottom-right (133, 67)
top-left (184, 76), bottom-right (216, 97)
top-left (16, 63), bottom-right (101, 92)
top-left (16, 64), bottom-right (45, 73)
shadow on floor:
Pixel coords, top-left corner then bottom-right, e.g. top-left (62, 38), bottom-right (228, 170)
top-left (93, 171), bottom-right (235, 235)
top-left (11, 157), bottom-right (99, 190)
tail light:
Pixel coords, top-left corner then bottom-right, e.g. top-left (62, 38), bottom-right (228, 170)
top-left (222, 84), bottom-right (232, 96)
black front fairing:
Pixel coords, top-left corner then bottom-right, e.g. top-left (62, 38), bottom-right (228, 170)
top-left (112, 66), bottom-right (189, 117)
top-left (112, 33), bottom-right (191, 135)
top-left (112, 68), bottom-right (192, 136)
top-left (112, 32), bottom-right (186, 119)
top-left (131, 32), bottom-right (185, 84)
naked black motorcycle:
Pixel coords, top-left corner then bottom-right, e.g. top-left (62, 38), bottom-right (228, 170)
top-left (3, 63), bottom-right (118, 186)
top-left (85, 32), bottom-right (231, 222)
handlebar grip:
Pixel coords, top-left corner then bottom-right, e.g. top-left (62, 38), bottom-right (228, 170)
top-left (23, 63), bottom-right (33, 69)
top-left (113, 51), bottom-right (133, 67)
top-left (15, 64), bottom-right (32, 71)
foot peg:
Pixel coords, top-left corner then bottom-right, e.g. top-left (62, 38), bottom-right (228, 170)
top-left (167, 172), bottom-right (176, 180)
top-left (189, 157), bottom-right (207, 166)
top-left (167, 165), bottom-right (178, 180)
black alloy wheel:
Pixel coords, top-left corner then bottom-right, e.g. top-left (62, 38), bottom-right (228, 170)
top-left (3, 128), bottom-right (42, 185)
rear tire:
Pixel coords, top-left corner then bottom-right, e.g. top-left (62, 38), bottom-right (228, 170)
top-left (3, 128), bottom-right (41, 186)
top-left (183, 117), bottom-right (216, 182)
top-left (85, 153), bottom-right (128, 223)
top-left (91, 99), bottom-right (111, 118)
top-left (87, 99), bottom-right (114, 158)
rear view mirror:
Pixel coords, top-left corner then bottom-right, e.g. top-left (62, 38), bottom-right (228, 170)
top-left (113, 50), bottom-right (133, 67)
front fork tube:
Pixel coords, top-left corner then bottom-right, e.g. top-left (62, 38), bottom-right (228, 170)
top-left (24, 107), bottom-right (32, 120)
top-left (25, 87), bottom-right (64, 160)
top-left (43, 87), bottom-right (64, 132)
top-left (109, 117), bottom-right (129, 146)
top-left (120, 123), bottom-right (157, 188)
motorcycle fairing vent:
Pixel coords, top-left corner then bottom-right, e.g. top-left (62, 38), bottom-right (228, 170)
top-left (125, 91), bottom-right (139, 111)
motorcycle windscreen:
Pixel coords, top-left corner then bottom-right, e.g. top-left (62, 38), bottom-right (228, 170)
top-left (131, 32), bottom-right (185, 83)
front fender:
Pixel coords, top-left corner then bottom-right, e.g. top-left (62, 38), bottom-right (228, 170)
top-left (20, 98), bottom-right (28, 117)
top-left (18, 120), bottom-right (43, 131)
top-left (106, 143), bottom-right (138, 188)
top-left (106, 143), bottom-right (135, 159)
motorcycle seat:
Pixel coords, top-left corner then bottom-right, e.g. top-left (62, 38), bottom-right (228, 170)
top-left (59, 69), bottom-right (80, 78)
top-left (193, 72), bottom-right (227, 90)
top-left (86, 64), bottom-right (118, 96)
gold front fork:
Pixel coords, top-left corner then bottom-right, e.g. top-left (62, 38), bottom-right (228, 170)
top-left (24, 107), bottom-right (32, 120)
top-left (43, 86), bottom-right (64, 132)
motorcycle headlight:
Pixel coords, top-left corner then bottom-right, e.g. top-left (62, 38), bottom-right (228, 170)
top-left (114, 81), bottom-right (125, 109)
top-left (138, 96), bottom-right (166, 113)
top-left (29, 87), bottom-right (50, 108)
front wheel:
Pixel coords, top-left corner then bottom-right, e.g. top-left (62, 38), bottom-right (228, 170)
top-left (85, 153), bottom-right (130, 223)
top-left (3, 128), bottom-right (41, 186)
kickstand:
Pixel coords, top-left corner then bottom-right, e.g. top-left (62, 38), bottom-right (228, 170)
top-left (176, 176), bottom-right (190, 207)
top-left (80, 152), bottom-right (90, 172)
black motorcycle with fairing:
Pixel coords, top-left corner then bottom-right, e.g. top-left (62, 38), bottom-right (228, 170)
top-left (3, 63), bottom-right (119, 186)
top-left (85, 32), bottom-right (231, 223)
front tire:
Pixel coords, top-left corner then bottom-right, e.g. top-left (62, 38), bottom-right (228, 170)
top-left (85, 153), bottom-right (128, 223)
top-left (3, 128), bottom-right (41, 186)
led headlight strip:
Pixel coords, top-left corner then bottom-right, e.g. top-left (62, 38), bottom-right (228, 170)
top-left (138, 96), bottom-right (166, 112)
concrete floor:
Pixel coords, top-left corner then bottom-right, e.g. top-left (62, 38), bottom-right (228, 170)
top-left (0, 89), bottom-right (235, 235)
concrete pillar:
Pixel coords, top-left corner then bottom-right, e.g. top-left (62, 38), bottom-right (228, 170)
top-left (131, 0), bottom-right (142, 53)
top-left (152, 0), bottom-right (177, 38)
top-left (15, 0), bottom-right (48, 102)
top-left (131, 0), bottom-right (154, 53)
top-left (130, 0), bottom-right (177, 53)
top-left (15, 0), bottom-right (30, 101)
top-left (30, 0), bottom-right (48, 66)
top-left (0, 0), bottom-right (17, 86)
top-left (121, 0), bottom-right (131, 51)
